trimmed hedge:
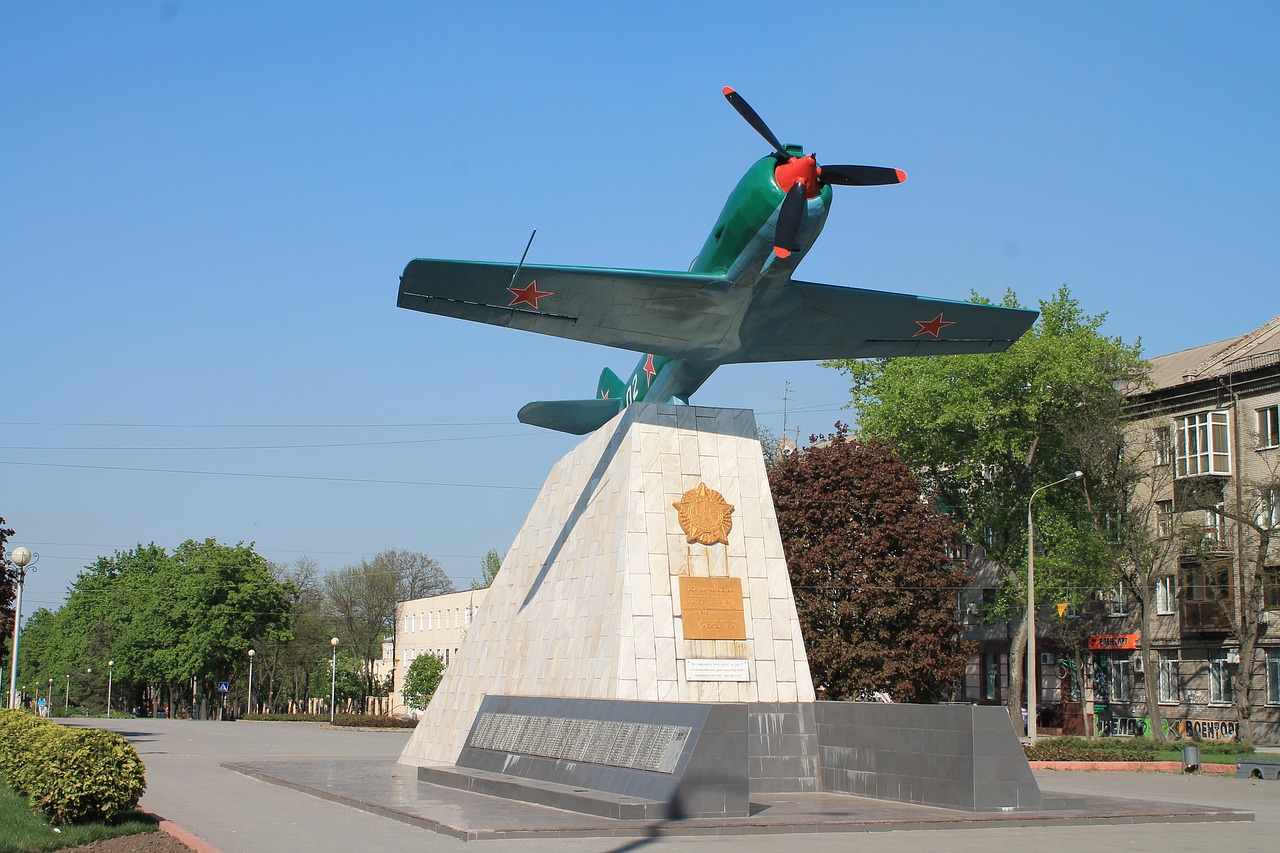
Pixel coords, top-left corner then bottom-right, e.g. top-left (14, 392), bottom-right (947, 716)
top-left (0, 710), bottom-right (146, 825)
top-left (1024, 735), bottom-right (1160, 762)
top-left (246, 712), bottom-right (416, 728)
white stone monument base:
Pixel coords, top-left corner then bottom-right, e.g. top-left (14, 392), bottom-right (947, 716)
top-left (400, 402), bottom-right (814, 768)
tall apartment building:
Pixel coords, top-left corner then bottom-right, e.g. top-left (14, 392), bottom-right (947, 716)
top-left (958, 315), bottom-right (1280, 744)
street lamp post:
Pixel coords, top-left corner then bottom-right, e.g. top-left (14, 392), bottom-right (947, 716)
top-left (64, 674), bottom-right (69, 711)
top-left (246, 649), bottom-right (255, 717)
top-left (47, 678), bottom-right (52, 715)
top-left (6, 547), bottom-right (37, 710)
top-left (1027, 469), bottom-right (1083, 743)
top-left (106, 661), bottom-right (114, 719)
top-left (329, 637), bottom-right (339, 725)
top-left (85, 667), bottom-right (91, 717)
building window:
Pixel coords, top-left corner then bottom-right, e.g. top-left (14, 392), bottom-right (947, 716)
top-left (1265, 566), bottom-right (1280, 609)
top-left (1257, 488), bottom-right (1280, 530)
top-left (1095, 653), bottom-right (1132, 703)
top-left (1155, 576), bottom-right (1176, 614)
top-left (982, 652), bottom-right (1003, 701)
top-left (1208, 651), bottom-right (1235, 704)
top-left (1108, 582), bottom-right (1127, 617)
top-left (1154, 426), bottom-right (1173, 465)
top-left (1175, 411), bottom-right (1231, 477)
top-left (1156, 500), bottom-right (1175, 538)
top-left (1257, 405), bottom-right (1280, 449)
top-left (1268, 650), bottom-right (1280, 705)
top-left (1157, 651), bottom-right (1181, 703)
top-left (1202, 504), bottom-right (1228, 548)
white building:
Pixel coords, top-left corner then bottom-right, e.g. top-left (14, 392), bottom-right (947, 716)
top-left (377, 587), bottom-right (489, 715)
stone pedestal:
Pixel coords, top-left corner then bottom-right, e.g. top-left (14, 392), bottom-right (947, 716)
top-left (398, 401), bottom-right (1041, 817)
top-left (400, 402), bottom-right (813, 768)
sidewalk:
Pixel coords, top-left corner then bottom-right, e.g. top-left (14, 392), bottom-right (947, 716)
top-left (66, 718), bottom-right (1279, 853)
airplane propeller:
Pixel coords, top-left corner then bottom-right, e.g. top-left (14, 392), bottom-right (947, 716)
top-left (722, 86), bottom-right (906, 257)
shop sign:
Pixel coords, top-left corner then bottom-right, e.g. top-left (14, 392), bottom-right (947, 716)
top-left (1097, 716), bottom-right (1148, 736)
top-left (1167, 718), bottom-right (1240, 741)
top-left (1087, 633), bottom-right (1140, 650)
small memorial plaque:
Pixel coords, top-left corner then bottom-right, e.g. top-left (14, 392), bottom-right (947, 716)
top-left (685, 658), bottom-right (750, 682)
top-left (678, 576), bottom-right (747, 640)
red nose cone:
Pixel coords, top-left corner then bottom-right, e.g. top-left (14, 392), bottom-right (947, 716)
top-left (774, 155), bottom-right (821, 199)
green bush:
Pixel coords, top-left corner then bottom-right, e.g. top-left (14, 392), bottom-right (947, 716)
top-left (27, 728), bottom-right (146, 825)
top-left (0, 710), bottom-right (147, 825)
top-left (1188, 737), bottom-right (1254, 755)
top-left (244, 712), bottom-right (416, 728)
top-left (1024, 735), bottom-right (1159, 762)
top-left (0, 710), bottom-right (66, 793)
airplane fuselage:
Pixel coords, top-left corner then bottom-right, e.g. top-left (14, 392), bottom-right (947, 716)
top-left (625, 153), bottom-right (834, 406)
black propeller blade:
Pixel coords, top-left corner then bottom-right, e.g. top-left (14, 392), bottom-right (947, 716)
top-left (722, 86), bottom-right (789, 160)
top-left (774, 182), bottom-right (807, 258)
top-left (819, 164), bottom-right (907, 186)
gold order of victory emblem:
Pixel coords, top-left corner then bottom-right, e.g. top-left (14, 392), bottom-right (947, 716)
top-left (673, 482), bottom-right (734, 546)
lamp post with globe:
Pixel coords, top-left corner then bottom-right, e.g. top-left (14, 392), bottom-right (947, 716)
top-left (329, 637), bottom-right (339, 724)
top-left (6, 546), bottom-right (37, 710)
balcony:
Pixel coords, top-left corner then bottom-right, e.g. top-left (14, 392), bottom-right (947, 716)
top-left (1179, 527), bottom-right (1234, 556)
top-left (1182, 599), bottom-right (1232, 633)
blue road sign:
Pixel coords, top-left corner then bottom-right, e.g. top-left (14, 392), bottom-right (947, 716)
top-left (217, 681), bottom-right (230, 693)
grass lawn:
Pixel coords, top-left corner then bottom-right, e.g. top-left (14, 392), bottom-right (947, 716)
top-left (0, 782), bottom-right (159, 852)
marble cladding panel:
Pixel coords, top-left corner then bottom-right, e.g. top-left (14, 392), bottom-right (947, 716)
top-left (400, 403), bottom-right (814, 767)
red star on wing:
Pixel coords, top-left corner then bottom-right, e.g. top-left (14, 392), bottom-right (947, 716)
top-left (506, 279), bottom-right (553, 310)
top-left (913, 312), bottom-right (957, 338)
top-left (643, 354), bottom-right (657, 382)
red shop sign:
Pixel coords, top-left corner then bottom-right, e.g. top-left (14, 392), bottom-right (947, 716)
top-left (1088, 633), bottom-right (1140, 650)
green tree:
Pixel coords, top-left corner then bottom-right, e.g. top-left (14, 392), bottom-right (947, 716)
top-left (19, 540), bottom-right (293, 717)
top-left (827, 287), bottom-right (1146, 729)
top-left (769, 426), bottom-right (972, 702)
top-left (471, 550), bottom-right (501, 590)
top-left (325, 551), bottom-right (453, 704)
top-left (402, 652), bottom-right (445, 710)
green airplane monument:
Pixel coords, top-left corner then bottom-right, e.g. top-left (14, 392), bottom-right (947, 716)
top-left (398, 87), bottom-right (1038, 434)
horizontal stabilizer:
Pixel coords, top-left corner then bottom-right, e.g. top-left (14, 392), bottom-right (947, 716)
top-left (518, 398), bottom-right (624, 435)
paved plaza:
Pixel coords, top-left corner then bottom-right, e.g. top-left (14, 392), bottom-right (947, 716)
top-left (66, 717), bottom-right (1278, 853)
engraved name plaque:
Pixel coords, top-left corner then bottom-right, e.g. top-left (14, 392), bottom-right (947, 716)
top-left (465, 713), bottom-right (690, 774)
top-left (678, 576), bottom-right (747, 640)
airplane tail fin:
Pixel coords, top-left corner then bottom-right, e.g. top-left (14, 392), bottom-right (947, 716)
top-left (518, 398), bottom-right (623, 435)
top-left (597, 367), bottom-right (626, 402)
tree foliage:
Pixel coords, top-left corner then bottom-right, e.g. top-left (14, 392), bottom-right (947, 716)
top-left (402, 652), bottom-right (445, 710)
top-left (769, 426), bottom-right (972, 702)
top-left (0, 517), bottom-right (17, 646)
top-left (471, 549), bottom-right (501, 590)
top-left (826, 287), bottom-right (1148, 725)
top-left (16, 539), bottom-right (294, 714)
top-left (324, 550), bottom-right (454, 701)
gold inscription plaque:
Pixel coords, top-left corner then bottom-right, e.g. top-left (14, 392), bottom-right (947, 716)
top-left (672, 482), bottom-right (734, 546)
top-left (679, 576), bottom-right (746, 640)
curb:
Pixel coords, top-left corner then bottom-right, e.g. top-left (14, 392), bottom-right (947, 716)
top-left (1030, 760), bottom-right (1237, 775)
top-left (154, 816), bottom-right (225, 853)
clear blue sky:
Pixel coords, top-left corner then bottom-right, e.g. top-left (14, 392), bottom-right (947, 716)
top-left (4, 1), bottom-right (1278, 607)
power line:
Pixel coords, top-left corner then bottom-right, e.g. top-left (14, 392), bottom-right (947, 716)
top-left (0, 420), bottom-right (516, 429)
top-left (0, 460), bottom-right (538, 491)
top-left (0, 432), bottom-right (534, 452)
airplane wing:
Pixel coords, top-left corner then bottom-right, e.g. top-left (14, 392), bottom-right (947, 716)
top-left (733, 279), bottom-right (1039, 362)
top-left (398, 259), bottom-right (738, 357)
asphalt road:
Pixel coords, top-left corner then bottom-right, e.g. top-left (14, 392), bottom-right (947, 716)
top-left (66, 717), bottom-right (1279, 853)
